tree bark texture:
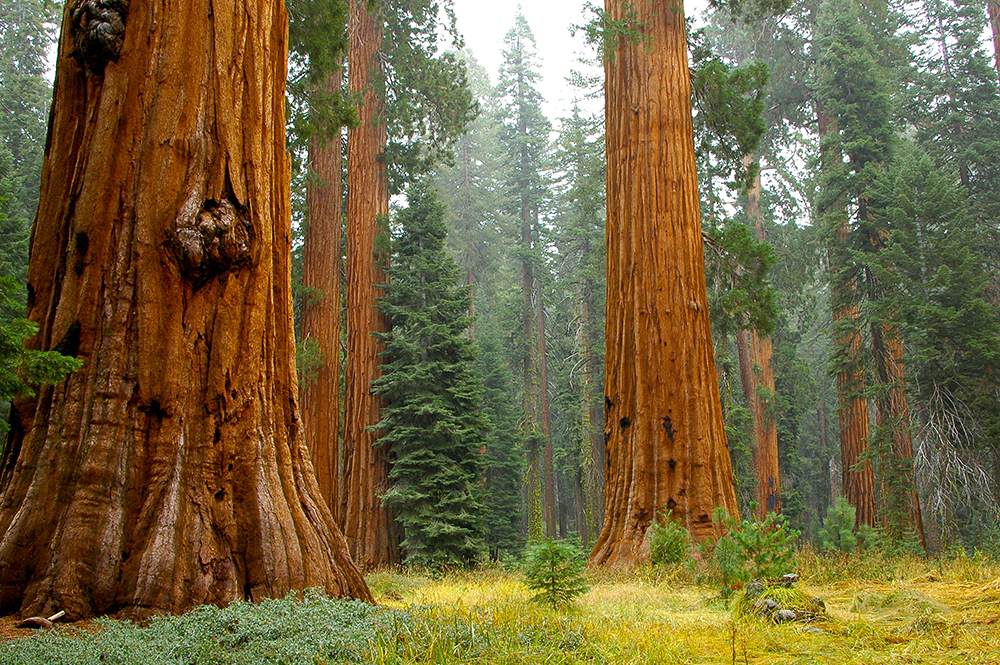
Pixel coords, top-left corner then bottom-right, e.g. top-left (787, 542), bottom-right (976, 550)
top-left (0, 0), bottom-right (371, 620)
top-left (736, 168), bottom-right (780, 519)
top-left (989, 1), bottom-right (1000, 82)
top-left (592, 0), bottom-right (738, 564)
top-left (341, 0), bottom-right (397, 568)
top-left (300, 72), bottom-right (343, 518)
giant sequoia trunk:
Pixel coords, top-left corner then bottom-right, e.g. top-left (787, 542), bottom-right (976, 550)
top-left (817, 100), bottom-right (877, 530)
top-left (871, 318), bottom-right (926, 545)
top-left (592, 0), bottom-right (738, 564)
top-left (0, 0), bottom-right (370, 620)
top-left (341, 0), bottom-right (397, 568)
top-left (300, 72), bottom-right (343, 517)
top-left (736, 168), bottom-right (780, 519)
top-left (833, 247), bottom-right (877, 529)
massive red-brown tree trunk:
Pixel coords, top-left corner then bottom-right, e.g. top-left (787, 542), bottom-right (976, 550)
top-left (833, 254), bottom-right (876, 529)
top-left (871, 321), bottom-right (926, 545)
top-left (989, 1), bottom-right (1000, 81)
top-left (300, 72), bottom-right (343, 517)
top-left (735, 167), bottom-right (780, 519)
top-left (0, 0), bottom-right (371, 620)
top-left (592, 0), bottom-right (738, 565)
top-left (341, 0), bottom-right (397, 568)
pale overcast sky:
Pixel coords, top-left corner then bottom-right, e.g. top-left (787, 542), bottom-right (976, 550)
top-left (450, 0), bottom-right (712, 122)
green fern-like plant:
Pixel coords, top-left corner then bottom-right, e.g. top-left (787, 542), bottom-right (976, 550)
top-left (524, 539), bottom-right (590, 608)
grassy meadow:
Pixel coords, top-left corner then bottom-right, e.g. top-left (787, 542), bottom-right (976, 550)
top-left (2, 550), bottom-right (1000, 664)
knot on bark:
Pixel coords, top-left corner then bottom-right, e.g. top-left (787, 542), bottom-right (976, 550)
top-left (70, 0), bottom-right (128, 75)
top-left (168, 199), bottom-right (254, 288)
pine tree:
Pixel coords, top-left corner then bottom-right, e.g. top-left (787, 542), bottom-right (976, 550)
top-left (495, 11), bottom-right (556, 540)
top-left (372, 181), bottom-right (486, 568)
top-left (0, 0), bottom-right (54, 285)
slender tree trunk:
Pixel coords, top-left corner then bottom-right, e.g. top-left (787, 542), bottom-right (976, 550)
top-left (592, 0), bottom-right (738, 564)
top-left (341, 0), bottom-right (396, 568)
top-left (579, 279), bottom-right (604, 547)
top-left (300, 71), bottom-right (343, 518)
top-left (537, 281), bottom-right (557, 537)
top-left (0, 0), bottom-right (370, 620)
top-left (735, 166), bottom-right (780, 519)
top-left (989, 1), bottom-right (1000, 81)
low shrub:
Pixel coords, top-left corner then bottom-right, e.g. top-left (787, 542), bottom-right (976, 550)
top-left (647, 508), bottom-right (691, 565)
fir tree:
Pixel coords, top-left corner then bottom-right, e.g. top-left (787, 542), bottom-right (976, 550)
top-left (0, 0), bottom-right (54, 286)
top-left (373, 181), bottom-right (486, 568)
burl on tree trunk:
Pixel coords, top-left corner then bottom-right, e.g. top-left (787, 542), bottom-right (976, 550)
top-left (591, 0), bottom-right (738, 566)
top-left (0, 0), bottom-right (370, 620)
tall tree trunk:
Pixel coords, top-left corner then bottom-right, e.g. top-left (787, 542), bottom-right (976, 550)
top-left (592, 0), bottom-right (738, 564)
top-left (300, 71), bottom-right (343, 518)
top-left (521, 190), bottom-right (543, 541)
top-left (341, 0), bottom-right (396, 568)
top-left (735, 166), bottom-right (780, 519)
top-left (989, 1), bottom-right (1000, 81)
top-left (833, 254), bottom-right (876, 529)
top-left (579, 279), bottom-right (604, 548)
top-left (0, 0), bottom-right (370, 620)
top-left (817, 98), bottom-right (877, 530)
top-left (537, 280), bottom-right (557, 537)
top-left (870, 321), bottom-right (926, 545)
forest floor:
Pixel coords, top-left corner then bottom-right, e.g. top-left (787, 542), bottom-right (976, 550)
top-left (1, 550), bottom-right (999, 663)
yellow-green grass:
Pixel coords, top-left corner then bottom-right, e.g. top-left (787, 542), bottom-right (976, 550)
top-left (3, 552), bottom-right (1000, 664)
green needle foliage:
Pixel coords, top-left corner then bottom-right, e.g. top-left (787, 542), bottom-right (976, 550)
top-left (0, 277), bottom-right (83, 431)
top-left (523, 538), bottom-right (590, 608)
top-left (705, 506), bottom-right (799, 595)
top-left (647, 508), bottom-right (691, 565)
top-left (373, 181), bottom-right (486, 569)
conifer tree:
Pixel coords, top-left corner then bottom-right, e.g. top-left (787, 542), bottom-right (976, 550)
top-left (0, 0), bottom-right (54, 284)
top-left (372, 181), bottom-right (486, 568)
top-left (495, 11), bottom-right (556, 540)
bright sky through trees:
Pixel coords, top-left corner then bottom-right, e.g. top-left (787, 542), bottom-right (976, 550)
top-left (451, 0), bottom-right (712, 120)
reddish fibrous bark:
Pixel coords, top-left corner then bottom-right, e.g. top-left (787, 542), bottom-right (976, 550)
top-left (0, 0), bottom-right (370, 620)
top-left (592, 0), bottom-right (738, 565)
top-left (341, 0), bottom-right (397, 568)
top-left (300, 72), bottom-right (343, 518)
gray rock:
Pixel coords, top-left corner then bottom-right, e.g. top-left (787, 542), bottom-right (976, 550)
top-left (774, 609), bottom-right (798, 623)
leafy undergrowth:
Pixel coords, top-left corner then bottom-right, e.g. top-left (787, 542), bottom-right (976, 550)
top-left (3, 554), bottom-right (1000, 664)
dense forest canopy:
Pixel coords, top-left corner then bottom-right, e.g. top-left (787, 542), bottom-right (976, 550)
top-left (0, 0), bottom-right (999, 621)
